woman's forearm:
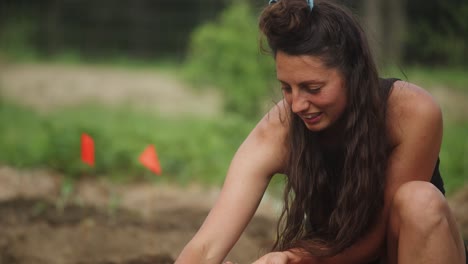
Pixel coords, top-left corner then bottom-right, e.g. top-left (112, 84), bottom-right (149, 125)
top-left (175, 245), bottom-right (201, 264)
top-left (175, 242), bottom-right (214, 264)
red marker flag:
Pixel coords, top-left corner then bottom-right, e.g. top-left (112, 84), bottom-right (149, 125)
top-left (81, 133), bottom-right (95, 166)
top-left (139, 145), bottom-right (162, 175)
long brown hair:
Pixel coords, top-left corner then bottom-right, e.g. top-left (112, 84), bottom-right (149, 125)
top-left (259, 0), bottom-right (390, 256)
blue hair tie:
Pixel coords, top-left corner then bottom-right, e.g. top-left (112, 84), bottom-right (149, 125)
top-left (307, 0), bottom-right (314, 11)
top-left (268, 0), bottom-right (314, 11)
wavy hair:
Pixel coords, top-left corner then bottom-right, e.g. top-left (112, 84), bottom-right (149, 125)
top-left (259, 0), bottom-right (390, 256)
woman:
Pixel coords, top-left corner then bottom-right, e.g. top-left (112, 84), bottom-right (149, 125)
top-left (176, 0), bottom-right (467, 263)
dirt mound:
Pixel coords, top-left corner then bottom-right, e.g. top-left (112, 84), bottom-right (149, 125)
top-left (0, 197), bottom-right (275, 264)
top-left (0, 167), bottom-right (278, 264)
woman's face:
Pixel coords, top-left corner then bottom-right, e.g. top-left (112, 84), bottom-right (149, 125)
top-left (276, 51), bottom-right (347, 132)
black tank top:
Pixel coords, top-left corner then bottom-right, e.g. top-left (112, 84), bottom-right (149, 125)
top-left (380, 78), bottom-right (445, 195)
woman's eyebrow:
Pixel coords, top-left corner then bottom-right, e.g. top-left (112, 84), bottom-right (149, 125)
top-left (277, 79), bottom-right (324, 85)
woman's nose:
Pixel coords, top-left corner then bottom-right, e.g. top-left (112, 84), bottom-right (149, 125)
top-left (290, 91), bottom-right (309, 113)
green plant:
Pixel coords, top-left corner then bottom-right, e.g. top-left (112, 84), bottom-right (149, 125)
top-left (56, 177), bottom-right (75, 212)
top-left (183, 1), bottom-right (276, 119)
top-left (0, 101), bottom-right (255, 186)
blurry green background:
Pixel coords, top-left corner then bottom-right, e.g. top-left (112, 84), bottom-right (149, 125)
top-left (0, 0), bottom-right (467, 195)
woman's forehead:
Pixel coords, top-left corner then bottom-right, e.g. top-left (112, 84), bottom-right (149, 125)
top-left (275, 51), bottom-right (337, 82)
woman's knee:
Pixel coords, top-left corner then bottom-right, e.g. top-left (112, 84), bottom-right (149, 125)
top-left (390, 181), bottom-right (449, 230)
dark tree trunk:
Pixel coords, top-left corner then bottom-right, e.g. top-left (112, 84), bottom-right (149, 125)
top-left (363, 0), bottom-right (384, 66)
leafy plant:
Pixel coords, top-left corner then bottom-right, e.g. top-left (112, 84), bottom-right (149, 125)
top-left (183, 1), bottom-right (276, 119)
top-left (0, 101), bottom-right (255, 185)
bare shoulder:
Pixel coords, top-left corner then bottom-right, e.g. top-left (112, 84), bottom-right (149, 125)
top-left (245, 100), bottom-right (290, 173)
top-left (387, 80), bottom-right (443, 145)
top-left (254, 99), bottom-right (290, 144)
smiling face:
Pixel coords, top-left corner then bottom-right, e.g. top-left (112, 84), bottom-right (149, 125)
top-left (276, 51), bottom-right (348, 133)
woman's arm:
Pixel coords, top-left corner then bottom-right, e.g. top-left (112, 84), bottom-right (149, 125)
top-left (175, 103), bottom-right (289, 264)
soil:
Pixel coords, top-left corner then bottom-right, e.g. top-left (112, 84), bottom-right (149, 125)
top-left (0, 63), bottom-right (467, 263)
top-left (0, 167), bottom-right (279, 264)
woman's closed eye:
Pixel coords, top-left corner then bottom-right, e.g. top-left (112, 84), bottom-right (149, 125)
top-left (306, 86), bottom-right (322, 94)
top-left (281, 85), bottom-right (321, 95)
top-left (281, 85), bottom-right (292, 93)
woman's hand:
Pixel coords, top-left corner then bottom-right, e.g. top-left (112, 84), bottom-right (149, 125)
top-left (252, 250), bottom-right (318, 264)
top-left (252, 252), bottom-right (290, 264)
top-left (223, 252), bottom-right (288, 264)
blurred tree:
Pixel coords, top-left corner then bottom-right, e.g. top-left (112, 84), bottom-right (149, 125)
top-left (0, 0), bottom-right (466, 66)
top-left (385, 0), bottom-right (406, 66)
top-left (361, 0), bottom-right (407, 67)
top-left (183, 1), bottom-right (276, 119)
top-left (404, 0), bottom-right (468, 66)
top-left (363, 0), bottom-right (384, 65)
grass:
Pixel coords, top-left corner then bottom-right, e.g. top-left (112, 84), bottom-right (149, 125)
top-left (0, 101), bottom-right (255, 186)
top-left (382, 65), bottom-right (468, 92)
top-left (440, 120), bottom-right (468, 194)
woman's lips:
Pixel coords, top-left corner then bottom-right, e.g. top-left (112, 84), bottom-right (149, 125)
top-left (302, 112), bottom-right (322, 124)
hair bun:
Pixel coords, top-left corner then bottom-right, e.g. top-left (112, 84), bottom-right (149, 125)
top-left (260, 0), bottom-right (311, 43)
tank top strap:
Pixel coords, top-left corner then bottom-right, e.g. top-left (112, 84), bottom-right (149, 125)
top-left (379, 78), bottom-right (400, 99)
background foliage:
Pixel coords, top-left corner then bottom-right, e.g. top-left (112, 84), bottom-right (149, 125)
top-left (0, 101), bottom-right (254, 186)
top-left (0, 0), bottom-right (466, 195)
top-left (183, 2), bottom-right (276, 119)
top-left (404, 0), bottom-right (468, 66)
top-left (1, 0), bottom-right (467, 66)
